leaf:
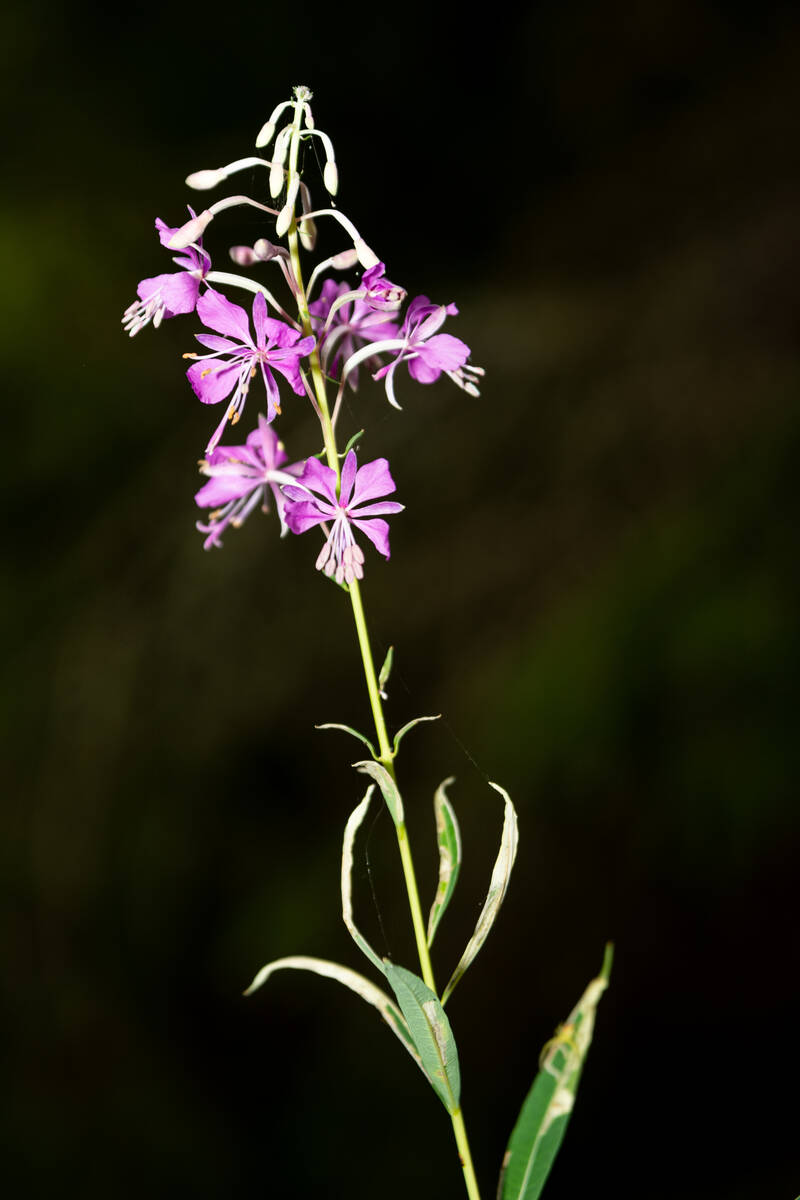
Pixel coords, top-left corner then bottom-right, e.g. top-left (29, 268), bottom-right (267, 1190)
top-left (427, 777), bottom-right (462, 947)
top-left (341, 786), bottom-right (384, 973)
top-left (316, 722), bottom-right (377, 759)
top-left (441, 781), bottom-right (519, 1005)
top-left (378, 645), bottom-right (394, 697)
top-left (392, 714), bottom-right (440, 756)
top-left (244, 954), bottom-right (420, 1067)
top-left (341, 428), bottom-right (364, 457)
top-left (353, 760), bottom-right (404, 827)
top-left (384, 962), bottom-right (461, 1114)
top-left (499, 944), bottom-right (613, 1200)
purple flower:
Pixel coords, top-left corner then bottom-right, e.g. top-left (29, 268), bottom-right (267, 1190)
top-left (283, 450), bottom-right (404, 584)
top-left (122, 214), bottom-right (211, 336)
top-left (185, 288), bottom-right (316, 453)
top-left (342, 295), bottom-right (484, 408)
top-left (309, 279), bottom-right (398, 389)
top-left (194, 413), bottom-right (303, 549)
top-left (360, 262), bottom-right (406, 312)
top-left (372, 296), bottom-right (472, 407)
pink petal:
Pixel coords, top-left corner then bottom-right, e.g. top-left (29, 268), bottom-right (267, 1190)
top-left (349, 457), bottom-right (397, 507)
top-left (196, 288), bottom-right (253, 343)
top-left (187, 360), bottom-right (239, 406)
top-left (351, 517), bottom-right (391, 559)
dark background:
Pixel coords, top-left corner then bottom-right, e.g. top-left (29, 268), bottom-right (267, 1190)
top-left (3, 1), bottom-right (799, 1196)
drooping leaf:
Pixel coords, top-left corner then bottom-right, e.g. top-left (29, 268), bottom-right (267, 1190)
top-left (384, 962), bottom-right (461, 1114)
top-left (353, 760), bottom-right (404, 827)
top-left (341, 785), bottom-right (384, 973)
top-left (316, 722), bottom-right (377, 759)
top-left (378, 645), bottom-right (394, 697)
top-left (499, 945), bottom-right (613, 1200)
top-left (427, 777), bottom-right (462, 947)
top-left (243, 954), bottom-right (421, 1066)
top-left (391, 714), bottom-right (441, 756)
top-left (441, 781), bottom-right (519, 1005)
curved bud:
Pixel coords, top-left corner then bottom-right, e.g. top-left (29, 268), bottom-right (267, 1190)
top-left (299, 217), bottom-right (317, 252)
top-left (355, 239), bottom-right (379, 269)
top-left (323, 160), bottom-right (339, 195)
top-left (255, 120), bottom-right (275, 148)
top-left (275, 202), bottom-right (293, 237)
top-left (331, 248), bottom-right (360, 270)
top-left (269, 159), bottom-right (285, 198)
top-left (185, 168), bottom-right (227, 191)
top-left (167, 209), bottom-right (214, 249)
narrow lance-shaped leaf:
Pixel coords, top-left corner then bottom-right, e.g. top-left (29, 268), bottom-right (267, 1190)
top-left (392, 714), bottom-right (440, 757)
top-left (316, 722), bottom-right (377, 759)
top-left (441, 781), bottom-right (519, 1005)
top-left (243, 954), bottom-right (421, 1067)
top-left (384, 962), bottom-right (461, 1115)
top-left (353, 760), bottom-right (404, 828)
top-left (378, 645), bottom-right (394, 698)
top-left (427, 777), bottom-right (462, 947)
top-left (341, 785), bottom-right (384, 974)
top-left (499, 944), bottom-right (613, 1200)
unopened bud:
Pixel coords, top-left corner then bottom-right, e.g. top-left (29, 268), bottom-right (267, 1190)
top-left (299, 217), bottom-right (317, 252)
top-left (253, 238), bottom-right (282, 261)
top-left (229, 245), bottom-right (259, 266)
top-left (185, 168), bottom-right (226, 190)
top-left (323, 160), bottom-right (338, 195)
top-left (269, 159), bottom-right (284, 199)
top-left (354, 239), bottom-right (379, 269)
top-left (255, 120), bottom-right (275, 148)
top-left (167, 210), bottom-right (213, 249)
top-left (275, 202), bottom-right (293, 237)
top-left (331, 249), bottom-right (360, 270)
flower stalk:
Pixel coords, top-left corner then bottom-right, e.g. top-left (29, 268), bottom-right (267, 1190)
top-left (122, 83), bottom-right (611, 1200)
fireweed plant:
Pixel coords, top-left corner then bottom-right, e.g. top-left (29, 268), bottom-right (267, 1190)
top-left (124, 86), bottom-right (612, 1200)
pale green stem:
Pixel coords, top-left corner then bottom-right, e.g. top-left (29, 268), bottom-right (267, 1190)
top-left (452, 1108), bottom-right (482, 1200)
top-left (284, 92), bottom-right (480, 1200)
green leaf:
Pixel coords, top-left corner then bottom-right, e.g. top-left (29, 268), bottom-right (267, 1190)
top-left (427, 777), bottom-right (462, 947)
top-left (244, 954), bottom-right (420, 1067)
top-left (499, 945), bottom-right (613, 1200)
top-left (441, 781), bottom-right (519, 1005)
top-left (392, 714), bottom-right (440, 756)
top-left (316, 722), bottom-right (377, 759)
top-left (353, 760), bottom-right (404, 827)
top-left (341, 786), bottom-right (384, 973)
top-left (378, 645), bottom-right (394, 697)
top-left (341, 428), bottom-right (365, 456)
top-left (384, 962), bottom-right (461, 1114)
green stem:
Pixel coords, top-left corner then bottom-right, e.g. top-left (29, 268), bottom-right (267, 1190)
top-left (348, 576), bottom-right (436, 994)
top-left (284, 91), bottom-right (480, 1199)
top-left (452, 1108), bottom-right (482, 1200)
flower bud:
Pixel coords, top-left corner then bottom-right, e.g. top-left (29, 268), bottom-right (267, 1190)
top-left (354, 240), bottom-right (379, 269)
top-left (185, 168), bottom-right (226, 190)
top-left (299, 217), bottom-right (317, 252)
top-left (323, 160), bottom-right (338, 195)
top-left (255, 120), bottom-right (275, 148)
top-left (275, 202), bottom-right (293, 237)
top-left (167, 209), bottom-right (214, 249)
top-left (331, 249), bottom-right (360, 270)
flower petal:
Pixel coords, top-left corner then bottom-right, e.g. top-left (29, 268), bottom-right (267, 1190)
top-left (187, 360), bottom-right (240, 406)
top-left (351, 517), bottom-right (392, 559)
top-left (196, 288), bottom-right (253, 343)
top-left (284, 500), bottom-right (329, 535)
top-left (349, 457), bottom-right (397, 507)
top-left (339, 451), bottom-right (357, 506)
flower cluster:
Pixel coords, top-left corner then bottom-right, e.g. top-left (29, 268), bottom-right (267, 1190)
top-left (123, 85), bottom-right (483, 583)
